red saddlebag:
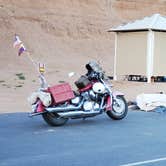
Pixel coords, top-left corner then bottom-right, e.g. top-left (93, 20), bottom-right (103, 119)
top-left (48, 83), bottom-right (75, 104)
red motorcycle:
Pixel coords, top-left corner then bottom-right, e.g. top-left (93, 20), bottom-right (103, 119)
top-left (28, 61), bottom-right (128, 126)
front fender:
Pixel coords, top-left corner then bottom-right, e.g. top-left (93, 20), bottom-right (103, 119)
top-left (113, 91), bottom-right (124, 98)
top-left (106, 91), bottom-right (124, 111)
top-left (106, 96), bottom-right (112, 111)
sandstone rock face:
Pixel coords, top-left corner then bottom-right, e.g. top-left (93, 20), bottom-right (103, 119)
top-left (0, 0), bottom-right (166, 80)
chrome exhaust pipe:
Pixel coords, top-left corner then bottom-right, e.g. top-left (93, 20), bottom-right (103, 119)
top-left (58, 110), bottom-right (101, 118)
top-left (45, 100), bottom-right (84, 113)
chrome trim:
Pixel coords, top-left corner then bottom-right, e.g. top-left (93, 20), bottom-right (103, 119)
top-left (45, 99), bottom-right (84, 113)
top-left (58, 110), bottom-right (101, 118)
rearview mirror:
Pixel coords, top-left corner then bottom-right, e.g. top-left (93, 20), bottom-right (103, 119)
top-left (68, 72), bottom-right (75, 77)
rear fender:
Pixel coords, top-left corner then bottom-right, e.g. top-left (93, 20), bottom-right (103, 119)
top-left (29, 101), bottom-right (45, 117)
top-left (36, 101), bottom-right (44, 113)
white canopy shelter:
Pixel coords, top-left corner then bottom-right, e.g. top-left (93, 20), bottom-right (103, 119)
top-left (109, 14), bottom-right (166, 83)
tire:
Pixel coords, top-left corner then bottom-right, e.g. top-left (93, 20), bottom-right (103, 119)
top-left (106, 96), bottom-right (128, 120)
top-left (42, 112), bottom-right (68, 126)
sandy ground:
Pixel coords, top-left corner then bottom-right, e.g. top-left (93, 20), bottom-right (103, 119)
top-left (1, 71), bottom-right (166, 114)
top-left (1, 0), bottom-right (166, 113)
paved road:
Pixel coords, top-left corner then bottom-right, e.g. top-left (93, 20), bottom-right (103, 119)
top-left (1, 111), bottom-right (166, 166)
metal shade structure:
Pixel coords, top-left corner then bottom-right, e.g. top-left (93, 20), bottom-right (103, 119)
top-left (109, 14), bottom-right (166, 83)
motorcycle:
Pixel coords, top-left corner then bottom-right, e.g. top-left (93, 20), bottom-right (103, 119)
top-left (28, 61), bottom-right (128, 126)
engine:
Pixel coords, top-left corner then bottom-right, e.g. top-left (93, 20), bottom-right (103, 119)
top-left (81, 90), bottom-right (101, 111)
top-left (71, 82), bottom-right (106, 112)
top-left (71, 90), bottom-right (100, 112)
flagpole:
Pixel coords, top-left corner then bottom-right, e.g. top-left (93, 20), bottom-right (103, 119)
top-left (26, 51), bottom-right (38, 70)
top-left (26, 51), bottom-right (48, 88)
top-left (13, 35), bottom-right (48, 88)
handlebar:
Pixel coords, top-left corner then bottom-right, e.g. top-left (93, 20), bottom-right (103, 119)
top-left (87, 70), bottom-right (104, 80)
top-left (87, 70), bottom-right (112, 94)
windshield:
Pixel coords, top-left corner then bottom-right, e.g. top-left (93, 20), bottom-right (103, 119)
top-left (86, 61), bottom-right (103, 73)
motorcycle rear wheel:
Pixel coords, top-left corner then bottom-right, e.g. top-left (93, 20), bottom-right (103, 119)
top-left (106, 95), bottom-right (128, 120)
top-left (42, 112), bottom-right (68, 126)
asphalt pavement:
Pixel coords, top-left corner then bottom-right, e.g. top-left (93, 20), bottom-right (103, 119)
top-left (1, 110), bottom-right (166, 166)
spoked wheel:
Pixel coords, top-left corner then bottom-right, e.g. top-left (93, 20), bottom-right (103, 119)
top-left (42, 112), bottom-right (68, 126)
top-left (107, 95), bottom-right (128, 120)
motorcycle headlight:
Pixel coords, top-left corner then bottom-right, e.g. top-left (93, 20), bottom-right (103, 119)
top-left (92, 82), bottom-right (106, 94)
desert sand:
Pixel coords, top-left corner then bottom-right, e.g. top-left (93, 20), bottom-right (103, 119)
top-left (1, 0), bottom-right (166, 113)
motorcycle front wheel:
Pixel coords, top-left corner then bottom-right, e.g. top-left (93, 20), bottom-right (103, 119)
top-left (42, 112), bottom-right (68, 126)
top-left (106, 95), bottom-right (128, 120)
